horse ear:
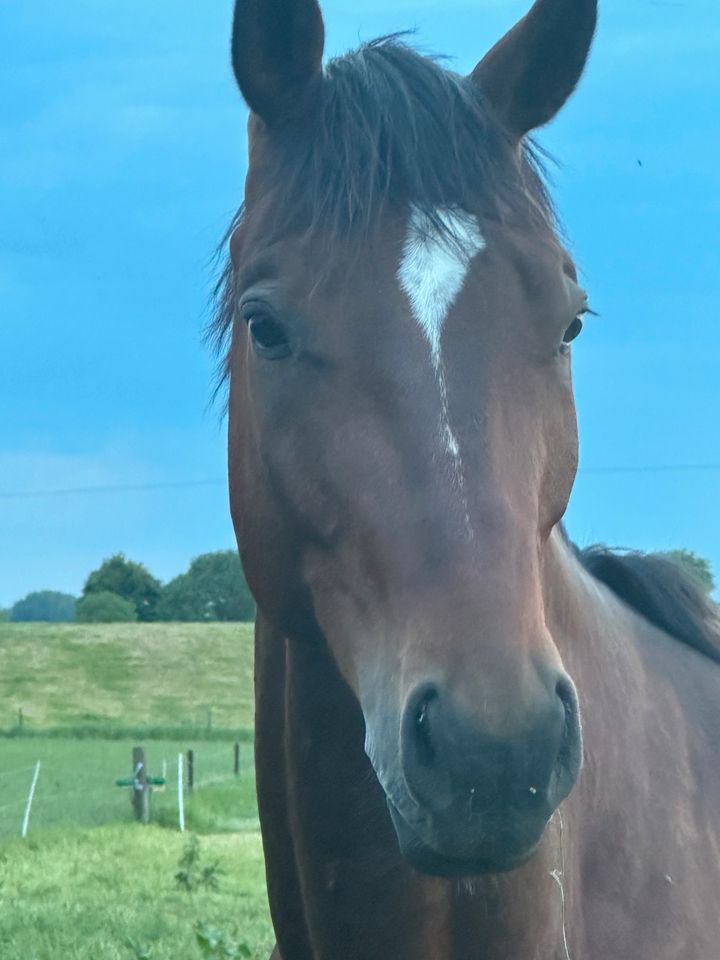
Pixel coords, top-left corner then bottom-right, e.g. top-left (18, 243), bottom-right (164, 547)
top-left (470, 0), bottom-right (597, 141)
top-left (231, 0), bottom-right (325, 125)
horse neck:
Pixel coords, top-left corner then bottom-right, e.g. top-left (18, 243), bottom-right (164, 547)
top-left (256, 616), bottom-right (568, 960)
top-left (258, 536), bottom-right (720, 959)
top-left (541, 528), bottom-right (646, 701)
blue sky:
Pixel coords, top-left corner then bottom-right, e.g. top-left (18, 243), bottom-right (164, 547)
top-left (1, 0), bottom-right (718, 607)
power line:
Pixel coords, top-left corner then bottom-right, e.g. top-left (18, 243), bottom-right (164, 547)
top-left (0, 479), bottom-right (225, 500)
top-left (1, 463), bottom-right (720, 502)
top-left (580, 463), bottom-right (720, 476)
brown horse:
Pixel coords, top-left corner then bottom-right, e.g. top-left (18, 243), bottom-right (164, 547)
top-left (216, 0), bottom-right (720, 956)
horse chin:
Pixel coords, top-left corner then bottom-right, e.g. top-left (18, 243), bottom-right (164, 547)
top-left (387, 800), bottom-right (542, 878)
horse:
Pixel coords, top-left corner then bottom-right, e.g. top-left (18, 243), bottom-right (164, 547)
top-left (214, 0), bottom-right (720, 956)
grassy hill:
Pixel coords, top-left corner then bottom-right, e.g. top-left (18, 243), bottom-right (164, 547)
top-left (0, 622), bottom-right (273, 958)
top-left (0, 622), bottom-right (255, 735)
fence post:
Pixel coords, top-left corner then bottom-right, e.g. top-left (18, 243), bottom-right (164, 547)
top-left (177, 753), bottom-right (185, 833)
top-left (132, 746), bottom-right (150, 824)
top-left (21, 761), bottom-right (41, 838)
top-left (187, 749), bottom-right (194, 791)
top-left (18, 708), bottom-right (24, 731)
top-left (234, 742), bottom-right (240, 777)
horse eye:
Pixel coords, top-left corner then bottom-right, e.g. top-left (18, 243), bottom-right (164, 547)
top-left (246, 314), bottom-right (291, 359)
top-left (562, 316), bottom-right (584, 345)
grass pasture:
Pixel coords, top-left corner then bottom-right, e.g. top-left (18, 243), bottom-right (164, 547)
top-left (0, 622), bottom-right (255, 734)
top-left (0, 825), bottom-right (274, 959)
top-left (0, 622), bottom-right (273, 958)
top-left (0, 738), bottom-right (258, 839)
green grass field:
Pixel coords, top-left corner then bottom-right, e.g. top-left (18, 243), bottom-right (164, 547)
top-left (0, 738), bottom-right (258, 839)
top-left (0, 622), bottom-right (274, 958)
top-left (0, 825), bottom-right (273, 959)
top-left (0, 622), bottom-right (254, 733)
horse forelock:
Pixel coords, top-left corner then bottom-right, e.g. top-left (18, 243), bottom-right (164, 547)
top-left (208, 36), bottom-right (557, 391)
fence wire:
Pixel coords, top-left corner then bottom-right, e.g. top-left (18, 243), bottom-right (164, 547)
top-left (0, 739), bottom-right (254, 840)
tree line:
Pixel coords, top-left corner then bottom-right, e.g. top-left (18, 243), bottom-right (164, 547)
top-left (2, 551), bottom-right (255, 623)
top-left (1, 547), bottom-right (716, 625)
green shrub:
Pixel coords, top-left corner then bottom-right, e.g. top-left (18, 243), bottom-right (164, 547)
top-left (175, 835), bottom-right (224, 894)
top-left (75, 591), bottom-right (137, 623)
top-left (83, 554), bottom-right (162, 621)
top-left (10, 590), bottom-right (77, 622)
top-left (157, 551), bottom-right (255, 623)
top-left (662, 549), bottom-right (715, 594)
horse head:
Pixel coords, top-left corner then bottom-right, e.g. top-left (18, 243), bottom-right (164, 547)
top-left (226, 0), bottom-right (596, 876)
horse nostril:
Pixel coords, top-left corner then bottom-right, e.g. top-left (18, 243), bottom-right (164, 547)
top-left (400, 683), bottom-right (451, 808)
top-left (404, 684), bottom-right (441, 771)
top-left (553, 674), bottom-right (582, 787)
top-left (555, 675), bottom-right (576, 726)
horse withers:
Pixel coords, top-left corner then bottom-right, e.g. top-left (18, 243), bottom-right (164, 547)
top-left (215, 0), bottom-right (720, 956)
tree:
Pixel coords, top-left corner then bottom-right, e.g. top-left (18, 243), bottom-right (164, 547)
top-left (10, 590), bottom-right (77, 622)
top-left (157, 550), bottom-right (255, 622)
top-left (76, 591), bottom-right (138, 623)
top-left (663, 550), bottom-right (715, 595)
top-left (0, 608), bottom-right (8, 622)
top-left (83, 554), bottom-right (162, 622)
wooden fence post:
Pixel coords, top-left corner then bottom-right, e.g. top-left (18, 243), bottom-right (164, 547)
top-left (132, 746), bottom-right (150, 824)
top-left (187, 749), bottom-right (194, 791)
top-left (234, 742), bottom-right (240, 777)
top-left (177, 753), bottom-right (185, 833)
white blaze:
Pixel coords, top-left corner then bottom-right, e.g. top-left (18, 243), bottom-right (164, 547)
top-left (398, 207), bottom-right (485, 510)
top-left (398, 207), bottom-right (485, 371)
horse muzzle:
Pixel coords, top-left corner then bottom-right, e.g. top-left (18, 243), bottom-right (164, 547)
top-left (376, 672), bottom-right (582, 876)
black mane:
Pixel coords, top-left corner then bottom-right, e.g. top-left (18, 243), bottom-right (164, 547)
top-left (578, 545), bottom-right (720, 664)
top-left (209, 36), bottom-right (555, 375)
top-left (287, 36), bottom-right (553, 243)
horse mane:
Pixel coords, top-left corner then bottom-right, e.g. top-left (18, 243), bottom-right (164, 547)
top-left (209, 35), bottom-right (556, 386)
top-left (293, 35), bottom-right (554, 242)
top-left (577, 544), bottom-right (720, 665)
